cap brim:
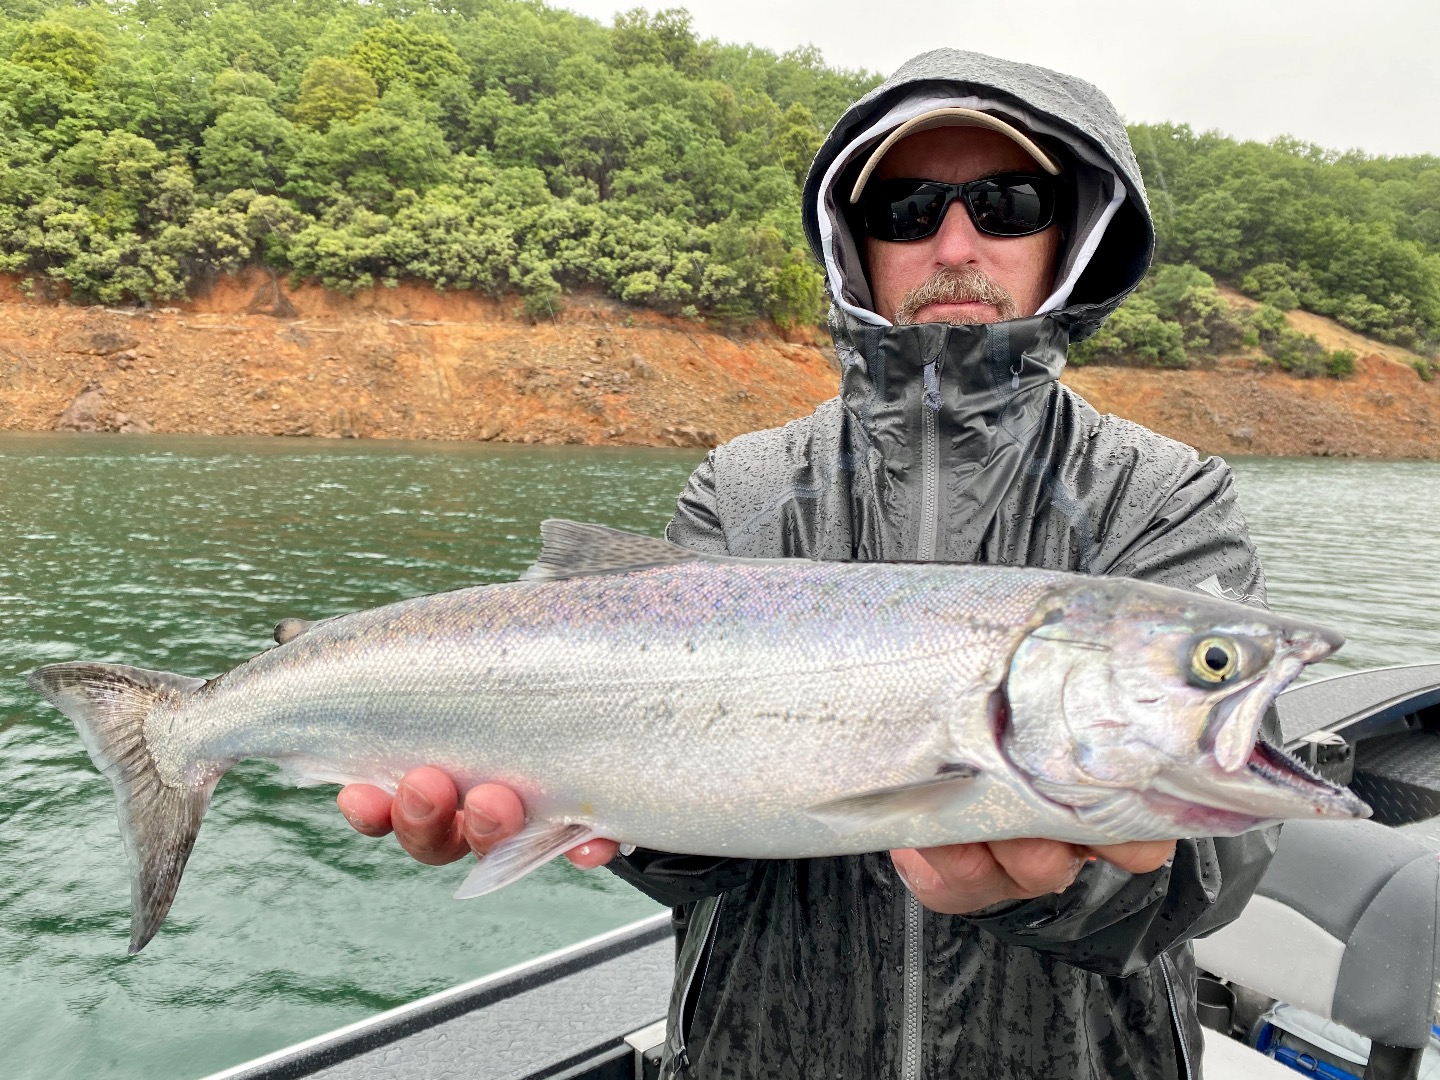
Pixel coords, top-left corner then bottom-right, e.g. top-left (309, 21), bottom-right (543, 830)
top-left (849, 107), bottom-right (1062, 205)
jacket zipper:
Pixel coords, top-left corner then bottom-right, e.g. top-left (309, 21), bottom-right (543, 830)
top-left (918, 360), bottom-right (940, 562)
top-left (1158, 952), bottom-right (1194, 1080)
top-left (901, 891), bottom-right (925, 1080)
top-left (670, 895), bottom-right (723, 1076)
top-left (903, 355), bottom-right (940, 1078)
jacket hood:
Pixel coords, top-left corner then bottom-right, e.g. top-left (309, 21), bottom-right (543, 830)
top-left (803, 49), bottom-right (1155, 342)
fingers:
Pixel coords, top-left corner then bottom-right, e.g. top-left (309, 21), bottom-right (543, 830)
top-left (989, 838), bottom-right (1088, 895)
top-left (461, 784), bottom-right (526, 856)
top-left (892, 838), bottom-right (1087, 915)
top-left (337, 784), bottom-right (395, 837)
top-left (342, 767), bottom-right (620, 874)
top-left (566, 839), bottom-right (620, 870)
top-left (392, 766), bottom-right (469, 865)
top-left (892, 843), bottom-right (1004, 911)
top-left (462, 786), bottom-right (617, 868)
top-left (1087, 839), bottom-right (1176, 875)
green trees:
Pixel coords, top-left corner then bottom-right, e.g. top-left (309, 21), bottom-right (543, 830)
top-left (292, 58), bottom-right (378, 130)
top-left (10, 20), bottom-right (107, 89)
top-left (348, 20), bottom-right (465, 94)
top-left (1074, 262), bottom-right (1368, 378)
top-left (0, 0), bottom-right (1434, 347)
top-left (1131, 122), bottom-right (1440, 353)
top-left (0, 0), bottom-right (863, 324)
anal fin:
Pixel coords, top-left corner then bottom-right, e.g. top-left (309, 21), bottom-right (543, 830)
top-left (805, 768), bottom-right (981, 836)
top-left (454, 821), bottom-right (599, 899)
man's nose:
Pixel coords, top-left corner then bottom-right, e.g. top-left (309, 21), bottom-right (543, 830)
top-left (929, 200), bottom-right (985, 265)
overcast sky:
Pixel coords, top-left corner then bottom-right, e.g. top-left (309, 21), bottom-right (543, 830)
top-left (558, 0), bottom-right (1440, 158)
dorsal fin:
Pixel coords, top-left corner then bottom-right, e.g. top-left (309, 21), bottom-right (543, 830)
top-left (520, 520), bottom-right (701, 582)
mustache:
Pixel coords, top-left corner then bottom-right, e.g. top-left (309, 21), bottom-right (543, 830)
top-left (893, 266), bottom-right (1019, 325)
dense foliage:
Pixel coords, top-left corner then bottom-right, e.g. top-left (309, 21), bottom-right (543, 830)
top-left (0, 0), bottom-right (1436, 356)
top-left (1130, 124), bottom-right (1440, 358)
top-left (0, 0), bottom-right (873, 325)
top-left (1072, 262), bottom-right (1359, 378)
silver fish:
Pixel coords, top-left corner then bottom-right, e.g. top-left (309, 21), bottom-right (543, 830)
top-left (28, 520), bottom-right (1367, 954)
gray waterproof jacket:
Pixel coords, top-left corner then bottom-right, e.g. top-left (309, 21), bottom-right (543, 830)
top-left (610, 49), bottom-right (1278, 1080)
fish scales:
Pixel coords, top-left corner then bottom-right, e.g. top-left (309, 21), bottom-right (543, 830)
top-left (163, 559), bottom-right (1060, 857)
top-left (27, 519), bottom-right (1367, 953)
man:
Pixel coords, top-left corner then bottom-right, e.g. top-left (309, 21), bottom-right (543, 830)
top-left (339, 49), bottom-right (1275, 1079)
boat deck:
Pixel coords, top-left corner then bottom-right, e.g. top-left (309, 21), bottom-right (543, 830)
top-left (205, 911), bottom-right (1299, 1080)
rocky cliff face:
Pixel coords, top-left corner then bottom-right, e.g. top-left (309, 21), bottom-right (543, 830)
top-left (3, 272), bottom-right (1438, 459)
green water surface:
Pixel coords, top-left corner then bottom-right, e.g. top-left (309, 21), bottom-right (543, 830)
top-left (1, 433), bottom-right (1437, 1079)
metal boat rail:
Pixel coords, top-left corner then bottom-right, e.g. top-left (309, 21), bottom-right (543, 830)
top-left (203, 913), bottom-right (673, 1080)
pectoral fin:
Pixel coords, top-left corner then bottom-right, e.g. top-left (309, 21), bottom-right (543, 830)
top-left (1071, 791), bottom-right (1181, 842)
top-left (453, 821), bottom-right (599, 899)
top-left (805, 767), bottom-right (981, 836)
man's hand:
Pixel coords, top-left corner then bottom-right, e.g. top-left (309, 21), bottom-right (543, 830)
top-left (336, 767), bottom-right (619, 870)
top-left (890, 838), bottom-right (1177, 916)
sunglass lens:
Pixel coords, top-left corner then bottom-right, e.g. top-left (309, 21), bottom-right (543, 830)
top-left (865, 182), bottom-right (949, 241)
top-left (966, 178), bottom-right (1052, 236)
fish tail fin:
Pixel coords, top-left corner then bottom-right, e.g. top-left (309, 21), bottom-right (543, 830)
top-left (27, 662), bottom-right (215, 954)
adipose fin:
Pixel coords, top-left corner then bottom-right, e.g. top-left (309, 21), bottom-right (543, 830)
top-left (273, 618), bottom-right (322, 645)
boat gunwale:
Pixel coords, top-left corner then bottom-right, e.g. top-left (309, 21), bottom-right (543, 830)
top-left (200, 911), bottom-right (672, 1080)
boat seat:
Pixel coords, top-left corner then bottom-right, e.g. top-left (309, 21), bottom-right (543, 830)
top-left (1194, 818), bottom-right (1440, 1075)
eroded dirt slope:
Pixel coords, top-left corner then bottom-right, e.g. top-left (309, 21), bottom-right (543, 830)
top-left (2, 271), bottom-right (1438, 458)
top-left (1063, 355), bottom-right (1440, 459)
top-left (0, 272), bottom-right (838, 447)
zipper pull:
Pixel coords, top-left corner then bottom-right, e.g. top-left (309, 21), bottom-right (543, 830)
top-left (922, 361), bottom-right (941, 412)
top-left (1010, 360), bottom-right (1022, 391)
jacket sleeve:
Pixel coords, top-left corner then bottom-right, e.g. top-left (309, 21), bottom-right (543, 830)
top-left (664, 450), bottom-right (731, 556)
top-left (965, 452), bottom-right (1280, 977)
top-left (605, 452), bottom-right (758, 904)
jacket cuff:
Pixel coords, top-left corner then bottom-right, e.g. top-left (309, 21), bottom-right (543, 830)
top-left (606, 848), bottom-right (755, 907)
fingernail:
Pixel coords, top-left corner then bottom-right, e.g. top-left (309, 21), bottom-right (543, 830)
top-left (469, 812), bottom-right (499, 838)
top-left (576, 844), bottom-right (592, 858)
top-left (339, 806), bottom-right (365, 829)
top-left (399, 784), bottom-right (434, 819)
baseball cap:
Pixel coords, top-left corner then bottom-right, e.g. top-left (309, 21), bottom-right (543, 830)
top-left (848, 107), bottom-right (1063, 205)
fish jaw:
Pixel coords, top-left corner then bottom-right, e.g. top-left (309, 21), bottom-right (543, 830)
top-left (1149, 738), bottom-right (1370, 832)
top-left (1151, 614), bottom-right (1369, 830)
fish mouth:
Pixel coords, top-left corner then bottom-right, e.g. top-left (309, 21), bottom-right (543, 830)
top-left (1154, 737), bottom-right (1370, 827)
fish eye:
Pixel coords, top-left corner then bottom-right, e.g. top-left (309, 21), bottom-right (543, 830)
top-left (1189, 636), bottom-right (1240, 685)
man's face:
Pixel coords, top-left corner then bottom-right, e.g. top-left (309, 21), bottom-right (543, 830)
top-left (862, 127), bottom-right (1063, 325)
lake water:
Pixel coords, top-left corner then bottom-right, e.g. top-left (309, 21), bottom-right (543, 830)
top-left (2, 432), bottom-right (1438, 1080)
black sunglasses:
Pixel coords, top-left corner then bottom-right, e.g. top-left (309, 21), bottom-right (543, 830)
top-left (857, 173), bottom-right (1058, 242)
